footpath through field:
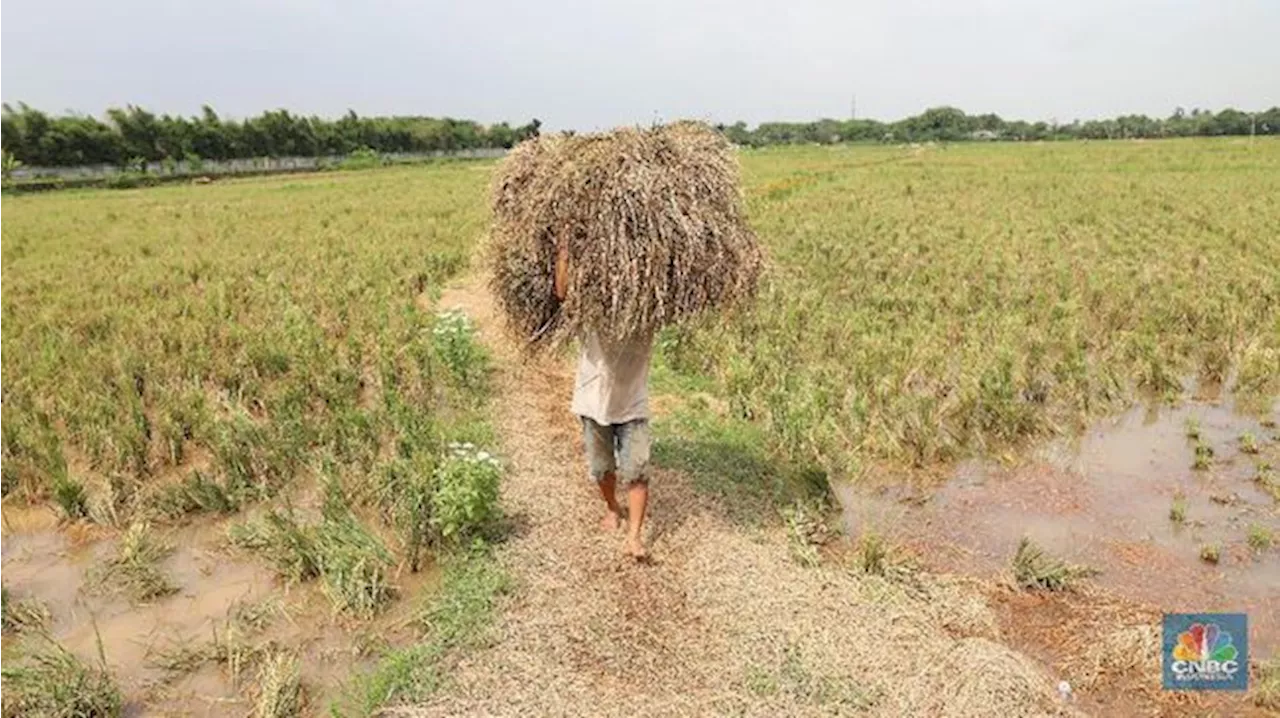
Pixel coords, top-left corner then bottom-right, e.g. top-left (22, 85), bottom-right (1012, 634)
top-left (398, 274), bottom-right (1262, 718)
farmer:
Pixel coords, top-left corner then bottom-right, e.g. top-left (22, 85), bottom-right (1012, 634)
top-left (555, 241), bottom-right (653, 559)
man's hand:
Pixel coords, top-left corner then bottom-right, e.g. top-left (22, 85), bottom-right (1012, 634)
top-left (554, 239), bottom-right (569, 302)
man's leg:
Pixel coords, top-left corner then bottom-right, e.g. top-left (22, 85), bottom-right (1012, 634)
top-left (617, 420), bottom-right (652, 559)
top-left (625, 480), bottom-right (649, 558)
top-left (582, 417), bottom-right (622, 531)
top-left (598, 471), bottom-right (622, 531)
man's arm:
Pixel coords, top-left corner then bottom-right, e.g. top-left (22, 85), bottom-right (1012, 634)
top-left (554, 239), bottom-right (569, 301)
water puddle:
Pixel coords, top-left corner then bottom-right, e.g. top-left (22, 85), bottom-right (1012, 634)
top-left (1, 509), bottom-right (441, 715)
top-left (837, 397), bottom-right (1280, 652)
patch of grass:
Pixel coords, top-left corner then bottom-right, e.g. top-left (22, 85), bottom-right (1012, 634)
top-left (314, 513), bottom-right (397, 618)
top-left (1011, 537), bottom-right (1099, 591)
top-left (1254, 463), bottom-right (1280, 502)
top-left (431, 443), bottom-right (503, 546)
top-left (51, 474), bottom-right (88, 520)
top-left (1, 636), bottom-right (122, 718)
top-left (781, 500), bottom-right (832, 567)
top-left (1, 586), bottom-right (50, 634)
top-left (254, 650), bottom-right (304, 718)
top-left (1247, 525), bottom-right (1273, 551)
top-left (1238, 431), bottom-right (1260, 454)
top-left (652, 402), bottom-right (829, 526)
top-left (86, 522), bottom-right (176, 601)
top-left (229, 508), bottom-right (395, 618)
top-left (431, 310), bottom-right (490, 395)
top-left (1169, 492), bottom-right (1187, 524)
top-left (1199, 543), bottom-right (1221, 564)
top-left (147, 470), bottom-right (239, 518)
top-left (333, 547), bottom-right (511, 717)
top-left (855, 531), bottom-right (890, 576)
top-left (1192, 440), bottom-right (1214, 471)
top-left (229, 509), bottom-right (320, 582)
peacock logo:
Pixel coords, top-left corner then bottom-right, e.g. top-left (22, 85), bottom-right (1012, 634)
top-left (1169, 622), bottom-right (1240, 682)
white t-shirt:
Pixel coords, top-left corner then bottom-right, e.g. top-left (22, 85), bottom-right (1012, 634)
top-left (571, 333), bottom-right (654, 425)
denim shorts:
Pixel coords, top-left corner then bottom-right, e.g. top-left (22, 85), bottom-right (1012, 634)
top-left (580, 417), bottom-right (651, 484)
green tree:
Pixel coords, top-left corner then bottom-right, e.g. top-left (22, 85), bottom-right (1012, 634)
top-left (1, 150), bottom-right (23, 180)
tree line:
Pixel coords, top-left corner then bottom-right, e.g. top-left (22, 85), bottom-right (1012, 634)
top-left (2, 102), bottom-right (1276, 168)
top-left (1, 104), bottom-right (542, 168)
top-left (719, 105), bottom-right (1279, 146)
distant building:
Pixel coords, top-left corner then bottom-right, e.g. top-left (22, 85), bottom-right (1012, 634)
top-left (971, 130), bottom-right (1000, 141)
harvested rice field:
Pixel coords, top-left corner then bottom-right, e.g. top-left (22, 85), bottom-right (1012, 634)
top-left (3, 137), bottom-right (1279, 717)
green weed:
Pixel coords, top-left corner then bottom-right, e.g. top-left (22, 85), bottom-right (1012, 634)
top-left (1199, 543), bottom-right (1221, 564)
top-left (855, 531), bottom-right (889, 576)
top-left (51, 474), bottom-right (88, 520)
top-left (1247, 525), bottom-right (1273, 551)
top-left (334, 548), bottom-right (511, 717)
top-left (1, 637), bottom-right (122, 718)
top-left (1, 586), bottom-right (50, 634)
top-left (314, 513), bottom-right (396, 618)
top-left (431, 310), bottom-right (490, 394)
top-left (1254, 463), bottom-right (1279, 502)
top-left (1240, 432), bottom-right (1260, 455)
top-left (230, 508), bottom-right (394, 617)
top-left (1169, 493), bottom-right (1187, 524)
top-left (229, 510), bottom-right (320, 583)
top-left (652, 402), bottom-right (828, 526)
top-left (1193, 440), bottom-right (1214, 470)
top-left (431, 443), bottom-right (502, 545)
top-left (1012, 537), bottom-right (1099, 591)
top-left (147, 470), bottom-right (239, 518)
top-left (781, 500), bottom-right (831, 567)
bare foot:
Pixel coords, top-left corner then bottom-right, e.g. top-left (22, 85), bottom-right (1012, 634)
top-left (624, 535), bottom-right (648, 561)
top-left (600, 509), bottom-right (621, 532)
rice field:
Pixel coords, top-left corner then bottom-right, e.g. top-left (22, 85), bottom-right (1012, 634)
top-left (668, 138), bottom-right (1280, 478)
top-left (2, 164), bottom-right (507, 714)
top-left (2, 137), bottom-right (1279, 715)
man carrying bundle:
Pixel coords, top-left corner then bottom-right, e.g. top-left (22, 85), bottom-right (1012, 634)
top-left (555, 242), bottom-right (653, 559)
top-left (487, 122), bottom-right (762, 560)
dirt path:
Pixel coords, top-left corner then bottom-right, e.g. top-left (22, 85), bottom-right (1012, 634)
top-left (394, 275), bottom-right (1091, 718)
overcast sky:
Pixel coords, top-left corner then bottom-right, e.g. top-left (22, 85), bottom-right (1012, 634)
top-left (2, 0), bottom-right (1277, 129)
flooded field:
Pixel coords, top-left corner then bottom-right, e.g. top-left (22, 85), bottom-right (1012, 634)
top-left (837, 395), bottom-right (1280, 653)
top-left (0, 507), bottom-right (441, 716)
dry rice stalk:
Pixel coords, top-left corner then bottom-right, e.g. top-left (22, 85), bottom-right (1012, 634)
top-left (1062, 624), bottom-right (1159, 689)
top-left (486, 122), bottom-right (762, 350)
top-left (888, 638), bottom-right (1078, 718)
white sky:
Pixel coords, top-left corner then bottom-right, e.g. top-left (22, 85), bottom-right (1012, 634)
top-left (2, 0), bottom-right (1277, 129)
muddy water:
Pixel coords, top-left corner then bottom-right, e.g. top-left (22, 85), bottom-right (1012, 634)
top-left (1, 509), bottom-right (441, 716)
top-left (837, 397), bottom-right (1280, 653)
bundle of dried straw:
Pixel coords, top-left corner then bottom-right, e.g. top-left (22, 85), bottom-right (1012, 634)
top-left (486, 121), bottom-right (762, 350)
